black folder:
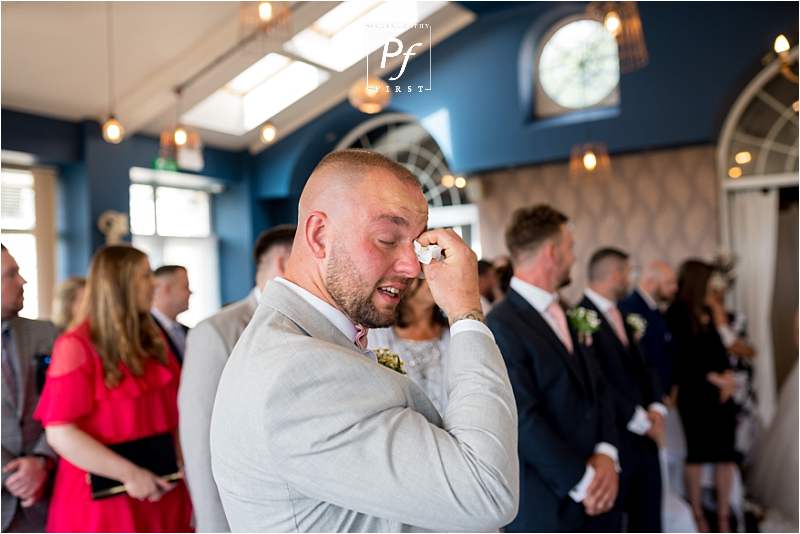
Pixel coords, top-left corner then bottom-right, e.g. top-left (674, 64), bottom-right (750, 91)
top-left (89, 432), bottom-right (180, 500)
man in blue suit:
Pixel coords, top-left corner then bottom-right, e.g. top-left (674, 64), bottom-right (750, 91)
top-left (580, 248), bottom-right (665, 532)
top-left (619, 260), bottom-right (678, 399)
top-left (487, 205), bottom-right (621, 532)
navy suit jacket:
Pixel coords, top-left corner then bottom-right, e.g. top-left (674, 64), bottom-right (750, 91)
top-left (619, 290), bottom-right (672, 393)
top-left (488, 289), bottom-right (619, 532)
top-left (577, 296), bottom-right (663, 444)
top-left (152, 314), bottom-right (188, 365)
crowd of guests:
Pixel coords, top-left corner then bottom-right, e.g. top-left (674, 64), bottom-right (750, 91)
top-left (0, 152), bottom-right (781, 533)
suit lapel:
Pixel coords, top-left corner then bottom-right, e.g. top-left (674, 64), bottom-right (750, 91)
top-left (507, 290), bottom-right (589, 394)
top-left (261, 281), bottom-right (359, 354)
top-left (582, 298), bottom-right (649, 376)
top-left (580, 297), bottom-right (628, 355)
top-left (9, 319), bottom-right (29, 419)
top-left (568, 327), bottom-right (598, 400)
top-left (152, 316), bottom-right (182, 363)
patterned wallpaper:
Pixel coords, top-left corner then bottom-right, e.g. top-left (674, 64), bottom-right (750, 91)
top-left (475, 145), bottom-right (720, 304)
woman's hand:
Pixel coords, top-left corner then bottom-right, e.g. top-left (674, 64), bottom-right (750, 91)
top-left (123, 466), bottom-right (176, 501)
top-left (706, 371), bottom-right (737, 403)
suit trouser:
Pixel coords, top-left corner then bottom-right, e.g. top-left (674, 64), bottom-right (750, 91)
top-left (4, 504), bottom-right (47, 533)
top-left (616, 434), bottom-right (662, 532)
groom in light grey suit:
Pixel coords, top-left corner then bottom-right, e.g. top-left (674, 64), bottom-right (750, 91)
top-left (210, 149), bottom-right (519, 532)
top-left (179, 225), bottom-right (295, 532)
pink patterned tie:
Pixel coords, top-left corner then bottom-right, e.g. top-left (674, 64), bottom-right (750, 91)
top-left (608, 307), bottom-right (629, 346)
top-left (354, 324), bottom-right (369, 350)
top-left (546, 301), bottom-right (573, 353)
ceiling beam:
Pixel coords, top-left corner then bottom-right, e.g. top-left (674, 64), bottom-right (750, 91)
top-left (246, 3), bottom-right (476, 155)
top-left (116, 2), bottom-right (340, 137)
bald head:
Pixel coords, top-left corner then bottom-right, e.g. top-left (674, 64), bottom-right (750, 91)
top-left (298, 149), bottom-right (420, 221)
top-left (285, 149), bottom-right (429, 327)
top-left (639, 259), bottom-right (677, 305)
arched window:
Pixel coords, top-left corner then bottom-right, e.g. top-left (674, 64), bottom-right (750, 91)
top-left (535, 15), bottom-right (620, 118)
top-left (337, 114), bottom-right (466, 207)
top-left (337, 114), bottom-right (482, 256)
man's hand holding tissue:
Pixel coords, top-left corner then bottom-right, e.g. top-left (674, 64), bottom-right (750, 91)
top-left (415, 228), bottom-right (483, 325)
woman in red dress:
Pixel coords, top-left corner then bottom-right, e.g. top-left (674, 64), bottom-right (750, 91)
top-left (34, 245), bottom-right (193, 532)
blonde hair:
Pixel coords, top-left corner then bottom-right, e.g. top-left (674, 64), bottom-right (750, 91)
top-left (77, 245), bottom-right (167, 388)
top-left (52, 276), bottom-right (86, 331)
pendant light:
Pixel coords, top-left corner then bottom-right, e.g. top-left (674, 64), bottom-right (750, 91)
top-left (569, 143), bottom-right (611, 178)
top-left (587, 1), bottom-right (649, 73)
top-left (101, 2), bottom-right (124, 144)
top-left (348, 77), bottom-right (391, 114)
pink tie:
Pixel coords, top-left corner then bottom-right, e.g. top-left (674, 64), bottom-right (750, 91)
top-left (354, 324), bottom-right (369, 350)
top-left (608, 307), bottom-right (629, 346)
top-left (546, 301), bottom-right (573, 353)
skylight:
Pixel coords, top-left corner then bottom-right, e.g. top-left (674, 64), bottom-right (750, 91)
top-left (283, 1), bottom-right (445, 72)
top-left (226, 53), bottom-right (290, 95)
top-left (182, 53), bottom-right (329, 136)
top-left (242, 61), bottom-right (329, 130)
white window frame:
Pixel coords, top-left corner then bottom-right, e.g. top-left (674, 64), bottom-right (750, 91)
top-left (0, 165), bottom-right (58, 320)
top-left (128, 170), bottom-right (221, 326)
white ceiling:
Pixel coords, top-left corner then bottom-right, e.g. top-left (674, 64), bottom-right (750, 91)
top-left (1, 1), bottom-right (475, 153)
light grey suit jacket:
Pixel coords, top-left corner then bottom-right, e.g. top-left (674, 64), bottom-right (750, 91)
top-left (179, 291), bottom-right (259, 532)
top-left (1, 317), bottom-right (58, 531)
top-left (210, 281), bottom-right (519, 532)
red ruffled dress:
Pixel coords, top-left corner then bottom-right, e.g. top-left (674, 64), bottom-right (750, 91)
top-left (34, 321), bottom-right (193, 532)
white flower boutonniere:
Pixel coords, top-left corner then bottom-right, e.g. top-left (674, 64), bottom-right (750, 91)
top-left (567, 307), bottom-right (601, 346)
top-left (374, 348), bottom-right (406, 375)
top-left (626, 313), bottom-right (648, 341)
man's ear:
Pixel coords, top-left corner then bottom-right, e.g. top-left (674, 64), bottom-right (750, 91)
top-left (305, 211), bottom-right (328, 259)
top-left (275, 254), bottom-right (288, 276)
top-left (542, 240), bottom-right (557, 263)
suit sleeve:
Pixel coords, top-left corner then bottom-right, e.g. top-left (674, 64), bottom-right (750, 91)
top-left (179, 321), bottom-right (232, 532)
top-left (487, 315), bottom-right (587, 498)
top-left (642, 344), bottom-right (665, 405)
top-left (582, 346), bottom-right (621, 449)
top-left (258, 330), bottom-right (519, 532)
top-left (30, 322), bottom-right (59, 459)
top-left (590, 332), bottom-right (641, 430)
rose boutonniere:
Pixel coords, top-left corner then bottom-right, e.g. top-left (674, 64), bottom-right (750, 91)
top-left (567, 307), bottom-right (601, 346)
top-left (625, 313), bottom-right (648, 341)
top-left (374, 348), bottom-right (406, 375)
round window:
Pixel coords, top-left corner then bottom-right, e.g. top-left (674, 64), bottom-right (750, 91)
top-left (538, 18), bottom-right (620, 110)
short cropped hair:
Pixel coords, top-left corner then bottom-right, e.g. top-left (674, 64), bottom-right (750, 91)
top-left (587, 247), bottom-right (629, 282)
top-left (313, 149), bottom-right (419, 187)
top-left (253, 224), bottom-right (296, 266)
top-left (153, 265), bottom-right (186, 279)
top-left (505, 204), bottom-right (568, 261)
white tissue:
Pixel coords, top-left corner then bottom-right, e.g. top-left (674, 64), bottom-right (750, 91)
top-left (414, 240), bottom-right (443, 264)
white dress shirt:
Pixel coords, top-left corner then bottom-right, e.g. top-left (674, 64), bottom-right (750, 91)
top-left (275, 278), bottom-right (494, 346)
top-left (510, 277), bottom-right (619, 502)
top-left (584, 289), bottom-right (667, 436)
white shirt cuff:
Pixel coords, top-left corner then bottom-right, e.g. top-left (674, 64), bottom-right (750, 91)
top-left (717, 324), bottom-right (737, 348)
top-left (569, 465), bottom-right (595, 502)
top-left (450, 319), bottom-right (494, 341)
top-left (594, 442), bottom-right (621, 472)
top-left (648, 402), bottom-right (668, 417)
top-left (627, 405), bottom-right (652, 435)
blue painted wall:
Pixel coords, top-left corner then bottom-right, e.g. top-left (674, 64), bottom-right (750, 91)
top-left (2, 108), bottom-right (254, 303)
top-left (247, 0), bottom-right (797, 197)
